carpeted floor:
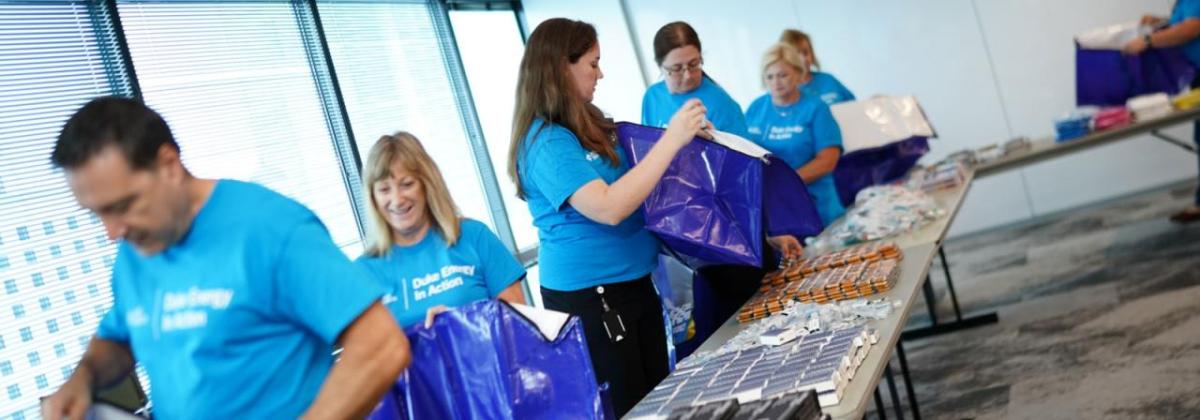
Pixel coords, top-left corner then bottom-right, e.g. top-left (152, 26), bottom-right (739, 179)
top-left (868, 180), bottom-right (1200, 420)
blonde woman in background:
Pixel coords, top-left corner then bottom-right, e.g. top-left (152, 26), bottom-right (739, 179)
top-left (745, 42), bottom-right (846, 226)
top-left (355, 132), bottom-right (526, 328)
top-left (780, 29), bottom-right (856, 105)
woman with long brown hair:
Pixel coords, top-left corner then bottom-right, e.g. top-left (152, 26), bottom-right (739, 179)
top-left (508, 17), bottom-right (708, 416)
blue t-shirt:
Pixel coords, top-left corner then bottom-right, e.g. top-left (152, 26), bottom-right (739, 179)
top-left (800, 72), bottom-right (856, 106)
top-left (1172, 0), bottom-right (1200, 68)
top-left (355, 219), bottom-right (526, 327)
top-left (517, 119), bottom-right (661, 291)
top-left (745, 94), bottom-right (846, 226)
top-left (641, 77), bottom-right (750, 138)
top-left (96, 180), bottom-right (383, 419)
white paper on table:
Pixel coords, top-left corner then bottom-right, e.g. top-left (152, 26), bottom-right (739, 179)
top-left (830, 95), bottom-right (936, 154)
top-left (707, 129), bottom-right (772, 161)
top-left (508, 302), bottom-right (572, 341)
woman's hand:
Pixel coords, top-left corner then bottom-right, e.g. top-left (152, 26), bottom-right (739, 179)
top-left (424, 305), bottom-right (449, 328)
top-left (1141, 14), bottom-right (1166, 28)
top-left (767, 235), bottom-right (804, 261)
top-left (1123, 37), bottom-right (1150, 55)
top-left (663, 98), bottom-right (710, 148)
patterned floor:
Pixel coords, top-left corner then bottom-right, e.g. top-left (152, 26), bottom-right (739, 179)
top-left (871, 180), bottom-right (1200, 419)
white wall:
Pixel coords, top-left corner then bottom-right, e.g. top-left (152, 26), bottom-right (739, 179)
top-left (522, 0), bottom-right (1196, 237)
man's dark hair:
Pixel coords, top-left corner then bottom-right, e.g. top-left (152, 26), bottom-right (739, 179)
top-left (51, 96), bottom-right (179, 170)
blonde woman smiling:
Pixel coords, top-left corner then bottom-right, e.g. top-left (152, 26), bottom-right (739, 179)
top-left (356, 132), bottom-right (525, 328)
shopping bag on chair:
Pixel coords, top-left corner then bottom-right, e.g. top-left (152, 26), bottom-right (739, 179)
top-left (616, 122), bottom-right (823, 268)
top-left (1075, 22), bottom-right (1194, 107)
top-left (385, 300), bottom-right (609, 420)
top-left (830, 96), bottom-right (934, 207)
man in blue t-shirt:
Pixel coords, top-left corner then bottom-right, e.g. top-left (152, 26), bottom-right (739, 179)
top-left (41, 97), bottom-right (411, 419)
top-left (1127, 3), bottom-right (1200, 223)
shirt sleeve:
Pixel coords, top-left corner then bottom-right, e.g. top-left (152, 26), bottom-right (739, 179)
top-left (641, 89), bottom-right (655, 126)
top-left (95, 300), bottom-right (129, 343)
top-left (273, 219), bottom-right (386, 344)
top-left (1176, 0), bottom-right (1200, 21)
top-left (837, 79), bottom-right (856, 102)
top-left (524, 126), bottom-right (603, 210)
top-left (813, 103), bottom-right (844, 153)
top-left (464, 221), bottom-right (526, 296)
top-left (95, 253), bottom-right (131, 343)
top-left (714, 93), bottom-right (751, 139)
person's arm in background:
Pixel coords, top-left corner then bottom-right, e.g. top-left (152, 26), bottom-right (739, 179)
top-left (796, 147), bottom-right (841, 183)
top-left (796, 103), bottom-right (844, 184)
top-left (271, 220), bottom-right (411, 419)
top-left (41, 339), bottom-right (135, 420)
top-left (303, 302), bottom-right (410, 419)
top-left (1124, 16), bottom-right (1200, 54)
top-left (569, 99), bottom-right (708, 226)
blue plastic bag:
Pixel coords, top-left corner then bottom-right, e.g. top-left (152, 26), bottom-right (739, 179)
top-left (832, 137), bottom-right (930, 208)
top-left (1076, 46), bottom-right (1194, 107)
top-left (616, 122), bottom-right (823, 268)
top-left (374, 300), bottom-right (608, 420)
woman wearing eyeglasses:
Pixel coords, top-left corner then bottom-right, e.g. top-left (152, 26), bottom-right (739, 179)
top-left (746, 42), bottom-right (845, 226)
top-left (641, 21), bottom-right (803, 353)
top-left (780, 29), bottom-right (856, 106)
top-left (641, 21), bottom-right (750, 138)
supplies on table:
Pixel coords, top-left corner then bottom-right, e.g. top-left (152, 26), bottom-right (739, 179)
top-left (1093, 106), bottom-right (1133, 131)
top-left (617, 123), bottom-right (824, 268)
top-left (814, 186), bottom-right (945, 248)
top-left (740, 245), bottom-right (902, 323)
top-left (830, 95), bottom-right (934, 207)
top-left (973, 144), bottom-right (1003, 164)
top-left (1172, 88), bottom-right (1200, 110)
top-left (369, 300), bottom-right (608, 420)
top-left (1055, 106), bottom-right (1098, 142)
top-left (625, 326), bottom-right (877, 419)
top-left (1128, 92), bottom-right (1172, 121)
top-left (1075, 21), bottom-right (1194, 107)
top-left (695, 298), bottom-right (896, 362)
top-left (660, 390), bottom-right (824, 420)
top-left (906, 160), bottom-right (968, 193)
top-left (1003, 136), bottom-right (1032, 155)
top-left (944, 149), bottom-right (978, 166)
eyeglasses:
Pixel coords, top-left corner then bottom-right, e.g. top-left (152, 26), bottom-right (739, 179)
top-left (662, 60), bottom-right (702, 77)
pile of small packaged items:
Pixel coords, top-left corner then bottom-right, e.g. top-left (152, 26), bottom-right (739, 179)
top-left (659, 390), bottom-right (825, 420)
top-left (739, 242), bottom-right (902, 323)
top-left (626, 326), bottom-right (876, 419)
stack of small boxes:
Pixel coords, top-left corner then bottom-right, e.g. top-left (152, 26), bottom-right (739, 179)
top-left (626, 326), bottom-right (875, 419)
top-left (739, 243), bottom-right (902, 323)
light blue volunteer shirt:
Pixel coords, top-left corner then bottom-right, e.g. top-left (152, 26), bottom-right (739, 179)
top-left (355, 218), bottom-right (526, 327)
top-left (1171, 0), bottom-right (1200, 68)
top-left (745, 94), bottom-right (847, 226)
top-left (97, 180), bottom-right (383, 419)
top-left (800, 71), bottom-right (856, 106)
top-left (642, 77), bottom-right (751, 138)
top-left (518, 119), bottom-right (661, 291)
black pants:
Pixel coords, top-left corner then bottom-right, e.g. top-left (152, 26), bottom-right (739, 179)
top-left (1192, 74), bottom-right (1200, 205)
top-left (541, 275), bottom-right (669, 418)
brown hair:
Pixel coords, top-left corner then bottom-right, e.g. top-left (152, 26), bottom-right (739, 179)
top-left (780, 29), bottom-right (821, 70)
top-left (508, 18), bottom-right (616, 199)
top-left (363, 132), bottom-right (462, 256)
top-left (653, 21), bottom-right (702, 67)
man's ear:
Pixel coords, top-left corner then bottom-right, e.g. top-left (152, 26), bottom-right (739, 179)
top-left (155, 144), bottom-right (185, 181)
